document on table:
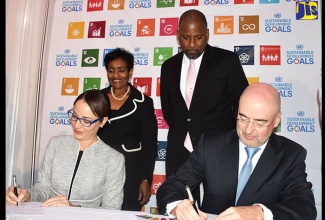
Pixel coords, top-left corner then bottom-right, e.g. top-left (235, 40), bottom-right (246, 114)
top-left (135, 214), bottom-right (177, 219)
top-left (6, 202), bottom-right (45, 216)
top-left (135, 215), bottom-right (217, 220)
top-left (135, 213), bottom-right (217, 220)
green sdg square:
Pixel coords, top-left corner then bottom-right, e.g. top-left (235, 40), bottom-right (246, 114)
top-left (81, 49), bottom-right (99, 67)
top-left (153, 47), bottom-right (173, 66)
top-left (83, 78), bottom-right (101, 92)
top-left (157, 0), bottom-right (175, 8)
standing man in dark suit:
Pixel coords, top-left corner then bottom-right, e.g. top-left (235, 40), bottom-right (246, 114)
top-left (156, 83), bottom-right (317, 220)
top-left (160, 9), bottom-right (249, 179)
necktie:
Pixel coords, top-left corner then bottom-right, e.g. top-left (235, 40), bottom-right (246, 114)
top-left (184, 59), bottom-right (196, 152)
top-left (185, 59), bottom-right (196, 109)
top-left (235, 147), bottom-right (260, 204)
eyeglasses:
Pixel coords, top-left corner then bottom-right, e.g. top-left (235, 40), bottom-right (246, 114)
top-left (67, 109), bottom-right (102, 127)
top-left (237, 113), bottom-right (278, 129)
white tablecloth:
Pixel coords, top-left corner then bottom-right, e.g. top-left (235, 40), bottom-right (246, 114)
top-left (6, 202), bottom-right (172, 220)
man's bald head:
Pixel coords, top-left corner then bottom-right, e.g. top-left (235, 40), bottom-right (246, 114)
top-left (179, 9), bottom-right (207, 29)
top-left (240, 83), bottom-right (281, 114)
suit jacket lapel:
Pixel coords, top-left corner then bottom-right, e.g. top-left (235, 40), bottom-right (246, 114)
top-left (222, 132), bottom-right (240, 205)
top-left (190, 45), bottom-right (214, 111)
top-left (173, 53), bottom-right (187, 109)
top-left (109, 85), bottom-right (144, 122)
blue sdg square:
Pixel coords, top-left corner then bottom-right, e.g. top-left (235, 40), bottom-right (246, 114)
top-left (234, 45), bottom-right (254, 65)
top-left (156, 141), bottom-right (167, 161)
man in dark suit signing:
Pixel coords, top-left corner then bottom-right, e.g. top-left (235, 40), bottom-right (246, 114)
top-left (160, 9), bottom-right (249, 180)
top-left (156, 83), bottom-right (317, 220)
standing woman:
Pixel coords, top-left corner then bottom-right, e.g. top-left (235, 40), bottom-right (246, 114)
top-left (98, 48), bottom-right (158, 211)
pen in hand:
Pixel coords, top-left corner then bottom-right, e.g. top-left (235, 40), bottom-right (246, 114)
top-left (13, 175), bottom-right (18, 206)
top-left (185, 185), bottom-right (199, 214)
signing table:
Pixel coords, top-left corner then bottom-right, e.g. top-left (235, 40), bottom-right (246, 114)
top-left (6, 202), bottom-right (173, 220)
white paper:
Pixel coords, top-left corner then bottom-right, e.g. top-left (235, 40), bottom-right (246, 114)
top-left (6, 202), bottom-right (44, 216)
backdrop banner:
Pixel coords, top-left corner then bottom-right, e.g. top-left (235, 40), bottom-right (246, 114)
top-left (37, 0), bottom-right (322, 217)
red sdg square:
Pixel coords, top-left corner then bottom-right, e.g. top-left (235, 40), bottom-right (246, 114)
top-left (180, 0), bottom-right (198, 6)
top-left (87, 0), bottom-right (104, 11)
top-left (156, 77), bottom-right (160, 96)
top-left (88, 21), bottom-right (106, 38)
top-left (160, 18), bottom-right (178, 36)
top-left (260, 45), bottom-right (281, 65)
top-left (133, 77), bottom-right (152, 96)
top-left (151, 174), bottom-right (166, 195)
top-left (234, 0), bottom-right (254, 4)
top-left (155, 109), bottom-right (169, 129)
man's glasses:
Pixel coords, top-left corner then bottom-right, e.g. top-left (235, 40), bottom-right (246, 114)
top-left (237, 113), bottom-right (278, 129)
top-left (67, 109), bottom-right (102, 127)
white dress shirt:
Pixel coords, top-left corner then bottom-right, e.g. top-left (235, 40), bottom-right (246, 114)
top-left (180, 53), bottom-right (204, 99)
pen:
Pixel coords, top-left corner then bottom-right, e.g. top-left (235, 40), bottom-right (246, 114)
top-left (185, 185), bottom-right (199, 214)
top-left (13, 175), bottom-right (18, 206)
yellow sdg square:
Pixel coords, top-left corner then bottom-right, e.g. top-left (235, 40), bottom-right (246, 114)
top-left (67, 22), bottom-right (85, 39)
top-left (247, 77), bottom-right (259, 85)
top-left (61, 78), bottom-right (79, 96)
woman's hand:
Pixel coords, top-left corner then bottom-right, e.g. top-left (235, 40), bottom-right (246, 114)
top-left (6, 186), bottom-right (31, 205)
top-left (138, 179), bottom-right (151, 206)
top-left (41, 195), bottom-right (73, 207)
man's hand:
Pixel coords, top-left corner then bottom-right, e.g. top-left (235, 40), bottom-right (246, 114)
top-left (138, 179), bottom-right (151, 206)
top-left (171, 199), bottom-right (208, 220)
top-left (215, 205), bottom-right (264, 220)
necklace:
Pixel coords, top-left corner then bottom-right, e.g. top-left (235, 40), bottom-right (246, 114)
top-left (111, 86), bottom-right (130, 101)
